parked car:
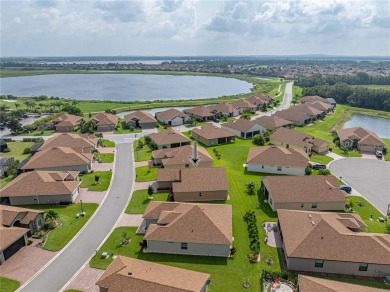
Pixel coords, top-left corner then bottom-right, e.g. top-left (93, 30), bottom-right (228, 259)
top-left (311, 163), bottom-right (327, 170)
top-left (339, 185), bottom-right (352, 194)
top-left (375, 150), bottom-right (383, 158)
top-left (213, 118), bottom-right (220, 123)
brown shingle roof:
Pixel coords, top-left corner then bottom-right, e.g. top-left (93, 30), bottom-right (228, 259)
top-left (277, 209), bottom-right (390, 265)
top-left (157, 168), bottom-right (181, 181)
top-left (274, 107), bottom-right (311, 123)
top-left (92, 113), bottom-right (119, 126)
top-left (336, 127), bottom-right (385, 146)
top-left (301, 95), bottom-right (331, 104)
top-left (208, 103), bottom-right (239, 115)
top-left (192, 124), bottom-right (235, 140)
top-left (144, 202), bottom-right (232, 245)
top-left (0, 226), bottom-right (28, 251)
top-left (305, 101), bottom-right (332, 111)
top-left (39, 133), bottom-right (96, 152)
top-left (150, 130), bottom-right (191, 146)
top-left (255, 115), bottom-right (293, 130)
top-left (124, 111), bottom-right (157, 124)
top-left (263, 175), bottom-right (347, 204)
top-left (0, 171), bottom-right (81, 197)
top-left (247, 146), bottom-right (309, 168)
top-left (47, 114), bottom-right (83, 126)
top-left (21, 147), bottom-right (92, 170)
top-left (270, 128), bottom-right (329, 149)
top-left (0, 205), bottom-right (44, 226)
top-left (155, 109), bottom-right (189, 122)
top-left (231, 99), bottom-right (255, 110)
top-left (298, 275), bottom-right (387, 292)
top-left (294, 104), bottom-right (324, 116)
top-left (96, 256), bottom-right (210, 292)
top-left (184, 106), bottom-right (214, 117)
top-left (222, 119), bottom-right (259, 132)
top-left (152, 145), bottom-right (213, 166)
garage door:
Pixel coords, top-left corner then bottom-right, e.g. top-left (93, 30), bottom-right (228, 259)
top-left (3, 236), bottom-right (26, 262)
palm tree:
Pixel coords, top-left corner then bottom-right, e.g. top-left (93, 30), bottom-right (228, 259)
top-left (14, 103), bottom-right (20, 110)
top-left (38, 103), bottom-right (45, 112)
top-left (72, 99), bottom-right (78, 106)
top-left (46, 210), bottom-right (59, 222)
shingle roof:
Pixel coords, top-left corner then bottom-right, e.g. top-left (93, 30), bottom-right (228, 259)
top-left (92, 113), bottom-right (119, 126)
top-left (184, 106), bottom-right (214, 117)
top-left (39, 133), bottom-right (96, 152)
top-left (144, 202), bottom-right (232, 245)
top-left (298, 275), bottom-right (387, 292)
top-left (21, 147), bottom-right (92, 170)
top-left (274, 107), bottom-right (311, 123)
top-left (222, 119), bottom-right (259, 132)
top-left (96, 256), bottom-right (210, 292)
top-left (0, 205), bottom-right (44, 226)
top-left (247, 146), bottom-right (309, 168)
top-left (231, 99), bottom-right (255, 110)
top-left (152, 145), bottom-right (213, 166)
top-left (157, 168), bottom-right (181, 181)
top-left (192, 124), bottom-right (235, 140)
top-left (47, 114), bottom-right (83, 127)
top-left (124, 111), bottom-right (157, 124)
top-left (301, 95), bottom-right (331, 104)
top-left (155, 109), bottom-right (189, 122)
top-left (255, 115), bottom-right (292, 130)
top-left (304, 101), bottom-right (332, 111)
top-left (277, 209), bottom-right (390, 265)
top-left (336, 127), bottom-right (385, 146)
top-left (0, 171), bottom-right (81, 197)
top-left (150, 130), bottom-right (191, 146)
top-left (0, 226), bottom-right (29, 251)
top-left (263, 175), bottom-right (347, 204)
top-left (270, 128), bottom-right (329, 149)
top-left (294, 104), bottom-right (324, 116)
top-left (208, 103), bottom-right (238, 115)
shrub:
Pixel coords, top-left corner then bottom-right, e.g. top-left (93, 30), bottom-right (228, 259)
top-left (305, 166), bottom-right (312, 175)
top-left (2, 148), bottom-right (10, 153)
top-left (23, 147), bottom-right (31, 154)
top-left (243, 211), bottom-right (260, 253)
top-left (319, 169), bottom-right (331, 175)
top-left (253, 134), bottom-right (265, 146)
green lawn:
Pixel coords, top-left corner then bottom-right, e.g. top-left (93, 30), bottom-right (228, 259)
top-left (309, 154), bottom-right (334, 164)
top-left (95, 153), bottom-right (114, 163)
top-left (135, 166), bottom-right (157, 182)
top-left (383, 139), bottom-right (390, 161)
top-left (114, 119), bottom-right (142, 134)
top-left (25, 203), bottom-right (98, 251)
top-left (0, 176), bottom-right (14, 190)
top-left (348, 196), bottom-right (387, 233)
top-left (0, 141), bottom-right (34, 162)
top-left (101, 139), bottom-right (115, 147)
top-left (0, 277), bottom-right (20, 292)
top-left (80, 171), bottom-right (112, 191)
top-left (134, 138), bottom-right (153, 162)
top-left (125, 189), bottom-right (169, 214)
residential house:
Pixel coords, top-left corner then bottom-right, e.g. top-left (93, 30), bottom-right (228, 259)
top-left (274, 107), bottom-right (312, 126)
top-left (21, 147), bottom-right (93, 172)
top-left (278, 209), bottom-right (390, 277)
top-left (221, 119), bottom-right (266, 139)
top-left (31, 142), bottom-right (43, 154)
top-left (156, 167), bottom-right (228, 201)
top-left (0, 157), bottom-right (14, 178)
top-left (124, 111), bottom-right (157, 129)
top-left (96, 256), bottom-right (211, 292)
top-left (152, 145), bottom-right (213, 168)
top-left (91, 113), bottom-right (119, 132)
top-left (294, 104), bottom-right (324, 120)
top-left (0, 205), bottom-right (45, 236)
top-left (298, 275), bottom-right (387, 292)
top-left (255, 115), bottom-right (292, 131)
top-left (192, 124), bottom-right (235, 146)
top-left (231, 99), bottom-right (257, 114)
top-left (155, 109), bottom-right (189, 126)
top-left (39, 133), bottom-right (96, 153)
top-left (44, 113), bottom-right (83, 132)
top-left (261, 175), bottom-right (347, 211)
top-left (246, 94), bottom-right (273, 110)
top-left (208, 103), bottom-right (239, 118)
top-left (304, 101), bottom-right (333, 113)
top-left (0, 226), bottom-right (28, 264)
top-left (141, 202), bottom-right (233, 257)
top-left (149, 130), bottom-right (191, 149)
top-left (336, 127), bottom-right (385, 153)
top-left (326, 98), bottom-right (337, 108)
top-left (184, 106), bottom-right (215, 121)
top-left (301, 95), bottom-right (334, 109)
top-left (246, 146), bottom-right (309, 175)
top-left (270, 128), bottom-right (329, 154)
top-left (0, 170), bottom-right (81, 205)
top-left (0, 139), bottom-right (8, 152)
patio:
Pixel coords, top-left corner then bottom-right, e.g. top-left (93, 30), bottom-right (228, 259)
top-left (263, 222), bottom-right (283, 248)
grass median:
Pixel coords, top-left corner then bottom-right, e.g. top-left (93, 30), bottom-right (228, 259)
top-left (0, 277), bottom-right (20, 292)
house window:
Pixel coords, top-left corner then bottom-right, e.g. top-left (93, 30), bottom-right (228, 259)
top-left (262, 165), bottom-right (264, 169)
top-left (301, 203), bottom-right (304, 208)
top-left (359, 263), bottom-right (368, 271)
top-left (311, 203), bottom-right (317, 209)
top-left (314, 259), bottom-right (324, 268)
top-left (277, 166), bottom-right (282, 171)
top-left (181, 243), bottom-right (188, 250)
top-left (269, 198), bottom-right (273, 205)
top-left (37, 218), bottom-right (43, 227)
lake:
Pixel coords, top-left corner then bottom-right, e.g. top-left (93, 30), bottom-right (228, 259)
top-left (343, 114), bottom-right (390, 138)
top-left (0, 74), bottom-right (252, 101)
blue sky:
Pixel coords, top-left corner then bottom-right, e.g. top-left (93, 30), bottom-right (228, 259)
top-left (1, 0), bottom-right (389, 56)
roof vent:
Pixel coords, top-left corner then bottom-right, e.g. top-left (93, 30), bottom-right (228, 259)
top-left (311, 220), bottom-right (315, 226)
top-left (128, 272), bottom-right (132, 276)
top-left (308, 214), bottom-right (312, 219)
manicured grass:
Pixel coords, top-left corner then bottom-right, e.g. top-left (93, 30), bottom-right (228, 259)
top-left (383, 139), bottom-right (390, 161)
top-left (101, 139), bottom-right (115, 147)
top-left (348, 196), bottom-right (387, 233)
top-left (319, 276), bottom-right (390, 290)
top-left (113, 119), bottom-right (142, 134)
top-left (310, 154), bottom-right (334, 164)
top-left (1, 141), bottom-right (34, 162)
top-left (125, 189), bottom-right (169, 214)
top-left (23, 129), bottom-right (55, 136)
top-left (95, 153), bottom-right (114, 163)
top-left (25, 203), bottom-right (98, 251)
top-left (134, 138), bottom-right (153, 162)
top-left (80, 171), bottom-right (112, 191)
top-left (0, 276), bottom-right (20, 292)
top-left (135, 166), bottom-right (157, 182)
top-left (0, 176), bottom-right (14, 190)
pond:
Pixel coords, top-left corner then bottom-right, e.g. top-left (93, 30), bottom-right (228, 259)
top-left (0, 74), bottom-right (252, 102)
top-left (343, 113), bottom-right (390, 139)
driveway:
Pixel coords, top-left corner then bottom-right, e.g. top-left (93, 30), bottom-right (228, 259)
top-left (329, 158), bottom-right (390, 215)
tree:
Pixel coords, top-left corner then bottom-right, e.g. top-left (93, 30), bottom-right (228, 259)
top-left (188, 114), bottom-right (197, 126)
top-left (253, 134), bottom-right (265, 146)
top-left (342, 147), bottom-right (350, 157)
top-left (8, 118), bottom-right (23, 134)
top-left (240, 113), bottom-right (251, 120)
top-left (95, 174), bottom-right (100, 184)
top-left (262, 103), bottom-right (267, 112)
top-left (148, 185), bottom-right (154, 197)
top-left (137, 139), bottom-right (144, 150)
top-left (46, 210), bottom-right (59, 222)
top-left (14, 103), bottom-right (20, 110)
top-left (62, 105), bottom-right (82, 116)
top-left (246, 181), bottom-right (256, 195)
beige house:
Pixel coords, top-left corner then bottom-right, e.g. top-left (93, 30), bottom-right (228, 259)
top-left (184, 106), bottom-right (215, 121)
top-left (21, 147), bottom-right (93, 172)
top-left (270, 127), bottom-right (329, 154)
top-left (192, 124), bottom-right (235, 146)
top-left (261, 175), bottom-right (347, 211)
top-left (221, 119), bottom-right (267, 139)
top-left (298, 275), bottom-right (387, 292)
top-left (0, 226), bottom-right (28, 264)
top-left (278, 210), bottom-right (390, 277)
top-left (294, 104), bottom-right (324, 120)
top-left (96, 256), bottom-right (211, 292)
top-left (246, 94), bottom-right (273, 110)
top-left (150, 130), bottom-right (191, 149)
top-left (336, 127), bottom-right (385, 153)
top-left (91, 113), bottom-right (119, 132)
top-left (274, 108), bottom-right (312, 126)
top-left (301, 95), bottom-right (334, 110)
top-left (155, 109), bottom-right (189, 126)
top-left (157, 167), bottom-right (228, 201)
top-left (246, 146), bottom-right (309, 175)
top-left (45, 113), bottom-right (83, 132)
top-left (152, 145), bottom-right (213, 168)
top-left (124, 111), bottom-right (157, 129)
top-left (255, 115), bottom-right (292, 131)
top-left (208, 103), bottom-right (239, 118)
top-left (39, 133), bottom-right (96, 153)
top-left (304, 101), bottom-right (333, 112)
top-left (141, 202), bottom-right (233, 257)
top-left (0, 170), bottom-right (81, 205)
top-left (231, 99), bottom-right (257, 113)
top-left (0, 205), bottom-right (45, 236)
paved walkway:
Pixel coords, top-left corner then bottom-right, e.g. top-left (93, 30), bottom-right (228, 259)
top-left (134, 181), bottom-right (157, 191)
top-left (117, 214), bottom-right (144, 227)
top-left (263, 222), bottom-right (282, 248)
top-left (325, 151), bottom-right (344, 161)
top-left (98, 147), bottom-right (115, 154)
top-left (135, 160), bottom-right (152, 167)
top-left (75, 188), bottom-right (106, 204)
top-left (64, 265), bottom-right (103, 292)
top-left (92, 162), bottom-right (114, 171)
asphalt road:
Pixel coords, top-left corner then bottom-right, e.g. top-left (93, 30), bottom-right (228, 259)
top-left (329, 158), bottom-right (390, 215)
top-left (19, 142), bottom-right (135, 292)
top-left (0, 115), bottom-right (49, 137)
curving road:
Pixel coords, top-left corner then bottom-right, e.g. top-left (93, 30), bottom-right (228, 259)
top-left (19, 142), bottom-right (135, 292)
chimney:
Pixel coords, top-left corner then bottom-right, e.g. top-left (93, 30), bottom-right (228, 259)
top-left (308, 214), bottom-right (312, 219)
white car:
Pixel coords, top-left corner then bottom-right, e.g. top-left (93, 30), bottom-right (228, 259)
top-left (375, 150), bottom-right (383, 158)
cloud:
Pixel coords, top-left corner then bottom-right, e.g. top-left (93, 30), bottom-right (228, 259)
top-left (158, 0), bottom-right (183, 13)
top-left (94, 1), bottom-right (144, 23)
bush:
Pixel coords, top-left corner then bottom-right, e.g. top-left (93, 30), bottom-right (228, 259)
top-left (243, 211), bottom-right (260, 253)
top-left (253, 134), bottom-right (265, 146)
top-left (23, 147), bottom-right (31, 154)
top-left (319, 169), bottom-right (331, 175)
top-left (305, 166), bottom-right (312, 175)
top-left (2, 148), bottom-right (10, 153)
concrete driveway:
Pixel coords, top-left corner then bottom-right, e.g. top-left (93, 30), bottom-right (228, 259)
top-left (329, 158), bottom-right (390, 215)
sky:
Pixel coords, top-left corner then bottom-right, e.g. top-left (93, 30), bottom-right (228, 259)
top-left (1, 0), bottom-right (389, 57)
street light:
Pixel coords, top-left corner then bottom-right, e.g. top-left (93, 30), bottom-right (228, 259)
top-left (80, 199), bottom-right (84, 216)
